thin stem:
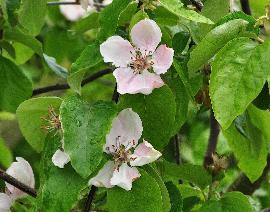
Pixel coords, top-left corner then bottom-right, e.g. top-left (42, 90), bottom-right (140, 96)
top-left (174, 134), bottom-right (181, 165)
top-left (0, 169), bottom-right (37, 197)
top-left (204, 109), bottom-right (220, 168)
top-left (112, 84), bottom-right (120, 103)
top-left (47, 1), bottom-right (79, 5)
top-left (240, 0), bottom-right (252, 15)
top-left (84, 186), bottom-right (98, 212)
top-left (32, 69), bottom-right (112, 96)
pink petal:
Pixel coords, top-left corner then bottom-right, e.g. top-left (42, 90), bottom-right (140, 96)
top-left (88, 161), bottom-right (115, 188)
top-left (52, 149), bottom-right (70, 169)
top-left (0, 193), bottom-right (12, 212)
top-left (152, 45), bottom-right (174, 74)
top-left (110, 163), bottom-right (141, 191)
top-left (104, 108), bottom-right (143, 154)
top-left (5, 158), bottom-right (35, 199)
top-left (131, 19), bottom-right (162, 53)
top-left (113, 68), bottom-right (164, 95)
top-left (130, 140), bottom-right (162, 166)
top-left (100, 36), bottom-right (134, 67)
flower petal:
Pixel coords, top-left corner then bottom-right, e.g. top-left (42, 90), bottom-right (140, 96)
top-left (100, 36), bottom-right (134, 67)
top-left (110, 163), bottom-right (141, 191)
top-left (80, 0), bottom-right (91, 10)
top-left (88, 161), bottom-right (115, 188)
top-left (104, 108), bottom-right (143, 153)
top-left (130, 140), bottom-right (162, 167)
top-left (5, 157), bottom-right (35, 199)
top-left (52, 149), bottom-right (71, 169)
top-left (113, 68), bottom-right (164, 95)
top-left (131, 19), bottom-right (162, 53)
top-left (152, 45), bottom-right (174, 74)
top-left (0, 193), bottom-right (12, 212)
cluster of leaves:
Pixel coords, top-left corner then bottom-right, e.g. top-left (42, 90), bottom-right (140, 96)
top-left (1, 0), bottom-right (270, 211)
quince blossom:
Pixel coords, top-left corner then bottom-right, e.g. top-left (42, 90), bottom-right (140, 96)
top-left (0, 158), bottom-right (35, 212)
top-left (52, 139), bottom-right (71, 169)
top-left (89, 108), bottom-right (161, 191)
top-left (100, 19), bottom-right (174, 95)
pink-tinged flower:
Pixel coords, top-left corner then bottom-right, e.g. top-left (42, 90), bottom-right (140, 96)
top-left (52, 139), bottom-right (70, 169)
top-left (100, 19), bottom-right (174, 95)
top-left (0, 158), bottom-right (35, 211)
top-left (89, 108), bottom-right (161, 191)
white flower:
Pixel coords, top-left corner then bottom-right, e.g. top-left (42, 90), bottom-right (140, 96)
top-left (0, 158), bottom-right (35, 211)
top-left (89, 108), bottom-right (161, 191)
top-left (52, 139), bottom-right (70, 169)
top-left (100, 19), bottom-right (174, 95)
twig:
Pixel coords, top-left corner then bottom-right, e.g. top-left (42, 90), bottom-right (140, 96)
top-left (240, 0), bottom-right (251, 15)
top-left (0, 169), bottom-right (37, 197)
top-left (190, 0), bottom-right (203, 12)
top-left (47, 1), bottom-right (79, 5)
top-left (112, 84), bottom-right (120, 103)
top-left (204, 109), bottom-right (220, 168)
top-left (32, 69), bottom-right (112, 96)
top-left (84, 185), bottom-right (97, 212)
top-left (227, 155), bottom-right (270, 195)
top-left (174, 134), bottom-right (181, 165)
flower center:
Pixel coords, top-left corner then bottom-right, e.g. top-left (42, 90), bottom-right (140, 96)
top-left (129, 49), bottom-right (154, 74)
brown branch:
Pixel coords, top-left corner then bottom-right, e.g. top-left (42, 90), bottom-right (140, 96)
top-left (84, 185), bottom-right (97, 212)
top-left (47, 1), bottom-right (79, 5)
top-left (174, 134), bottom-right (181, 165)
top-left (112, 84), bottom-right (120, 103)
top-left (240, 0), bottom-right (252, 15)
top-left (227, 155), bottom-right (270, 195)
top-left (0, 169), bottom-right (37, 197)
top-left (204, 109), bottom-right (220, 168)
top-left (32, 69), bottom-right (112, 96)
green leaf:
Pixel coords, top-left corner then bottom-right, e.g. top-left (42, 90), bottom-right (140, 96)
top-left (16, 97), bottom-right (62, 152)
top-left (165, 182), bottom-right (183, 212)
top-left (0, 56), bottom-right (32, 113)
top-left (97, 0), bottom-right (131, 41)
top-left (163, 70), bottom-right (189, 134)
top-left (159, 0), bottom-right (213, 24)
top-left (18, 0), bottom-right (47, 36)
top-left (118, 85), bottom-right (176, 150)
top-left (43, 54), bottom-right (68, 79)
top-left (118, 1), bottom-right (138, 26)
top-left (37, 134), bottom-right (87, 212)
top-left (197, 192), bottom-right (253, 212)
top-left (68, 43), bottom-right (103, 93)
top-left (144, 165), bottom-right (171, 212)
top-left (158, 160), bottom-right (212, 189)
top-left (223, 106), bottom-right (269, 182)
top-left (2, 0), bottom-right (21, 26)
top-left (210, 38), bottom-right (270, 129)
top-left (188, 19), bottom-right (249, 77)
top-left (60, 95), bottom-right (117, 178)
top-left (0, 137), bottom-right (13, 168)
top-left (107, 169), bottom-right (163, 212)
top-left (4, 28), bottom-right (43, 55)
top-left (72, 11), bottom-right (100, 34)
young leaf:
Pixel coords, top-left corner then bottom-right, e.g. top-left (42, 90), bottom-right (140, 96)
top-left (16, 97), bottom-right (63, 152)
top-left (43, 54), bottom-right (68, 79)
top-left (60, 95), bottom-right (117, 178)
top-left (210, 38), bottom-right (270, 129)
top-left (18, 0), bottom-right (47, 36)
top-left (188, 19), bottom-right (249, 77)
top-left (118, 85), bottom-right (176, 150)
top-left (37, 134), bottom-right (87, 211)
top-left (0, 56), bottom-right (32, 113)
top-left (107, 169), bottom-right (163, 212)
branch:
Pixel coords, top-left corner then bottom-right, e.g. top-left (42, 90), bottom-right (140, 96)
top-left (84, 185), bottom-right (97, 212)
top-left (204, 109), bottom-right (220, 168)
top-left (112, 84), bottom-right (120, 103)
top-left (47, 1), bottom-right (79, 5)
top-left (174, 134), bottom-right (181, 165)
top-left (189, 0), bottom-right (204, 12)
top-left (227, 155), bottom-right (270, 195)
top-left (240, 0), bottom-right (252, 15)
top-left (32, 69), bottom-right (112, 96)
top-left (0, 169), bottom-right (37, 197)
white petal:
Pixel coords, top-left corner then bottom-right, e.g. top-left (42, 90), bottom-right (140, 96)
top-left (113, 68), bottom-right (164, 95)
top-left (0, 193), bottom-right (12, 212)
top-left (130, 140), bottom-right (162, 167)
top-left (80, 0), bottom-right (92, 10)
top-left (52, 149), bottom-right (70, 169)
top-left (104, 108), bottom-right (143, 153)
top-left (5, 157), bottom-right (35, 199)
top-left (152, 45), bottom-right (174, 74)
top-left (131, 19), bottom-right (162, 53)
top-left (110, 163), bottom-right (141, 191)
top-left (88, 161), bottom-right (115, 188)
top-left (100, 36), bottom-right (134, 67)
